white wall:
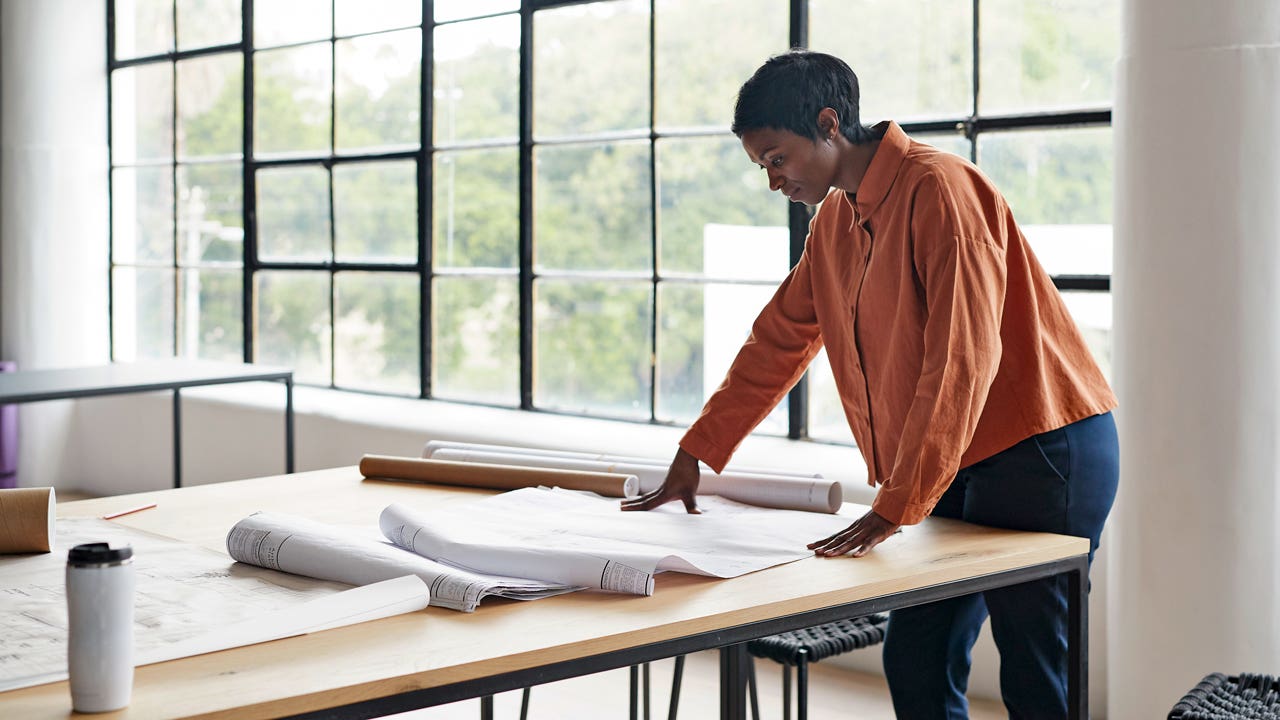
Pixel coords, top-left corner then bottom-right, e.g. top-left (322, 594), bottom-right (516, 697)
top-left (0, 0), bottom-right (110, 486)
top-left (1110, 0), bottom-right (1280, 716)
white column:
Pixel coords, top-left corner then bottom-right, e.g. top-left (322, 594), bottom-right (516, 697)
top-left (0, 1), bottom-right (109, 486)
top-left (1111, 1), bottom-right (1280, 716)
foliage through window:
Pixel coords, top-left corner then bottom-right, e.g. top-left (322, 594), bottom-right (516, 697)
top-left (108, 0), bottom-right (1118, 443)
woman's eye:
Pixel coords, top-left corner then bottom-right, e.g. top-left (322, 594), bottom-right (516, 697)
top-left (771, 156), bottom-right (784, 167)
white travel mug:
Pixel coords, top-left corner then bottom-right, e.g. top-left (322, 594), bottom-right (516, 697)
top-left (66, 542), bottom-right (135, 713)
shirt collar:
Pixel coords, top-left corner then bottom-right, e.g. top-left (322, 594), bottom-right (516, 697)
top-left (846, 120), bottom-right (908, 225)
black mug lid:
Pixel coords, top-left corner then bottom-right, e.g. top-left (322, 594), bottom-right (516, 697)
top-left (67, 542), bottom-right (133, 564)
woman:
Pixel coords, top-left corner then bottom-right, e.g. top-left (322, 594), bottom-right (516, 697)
top-left (623, 49), bottom-right (1119, 719)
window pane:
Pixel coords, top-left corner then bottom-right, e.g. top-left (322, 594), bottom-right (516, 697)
top-left (433, 275), bottom-right (518, 405)
top-left (657, 136), bottom-right (787, 276)
top-left (335, 30), bottom-right (421, 153)
top-left (335, 0), bottom-right (421, 36)
top-left (177, 0), bottom-right (241, 50)
top-left (112, 166), bottom-right (174, 264)
top-left (918, 133), bottom-right (971, 161)
top-left (334, 271), bottom-right (419, 394)
top-left (655, 282), bottom-right (703, 422)
top-left (534, 1), bottom-right (649, 138)
top-left (435, 0), bottom-right (518, 23)
top-left (255, 271), bottom-right (332, 384)
top-left (256, 165), bottom-right (331, 261)
top-left (254, 0), bottom-right (331, 48)
top-left (1062, 291), bottom-right (1112, 380)
top-left (433, 15), bottom-right (519, 144)
top-left (807, 348), bottom-right (856, 444)
top-left (434, 148), bottom-right (518, 269)
top-left (810, 0), bottom-right (972, 123)
top-left (978, 128), bottom-right (1112, 275)
top-left (333, 160), bottom-right (417, 263)
top-left (112, 267), bottom-right (175, 361)
top-left (177, 53), bottom-right (243, 160)
top-left (178, 162), bottom-right (243, 265)
top-left (980, 0), bottom-right (1119, 114)
top-left (115, 0), bottom-right (174, 59)
top-left (654, 0), bottom-right (787, 130)
top-left (112, 63), bottom-right (174, 164)
top-left (535, 280), bottom-right (652, 419)
top-left (535, 141), bottom-right (652, 272)
top-left (178, 268), bottom-right (242, 361)
top-left (254, 44), bottom-right (333, 157)
top-left (656, 282), bottom-right (787, 435)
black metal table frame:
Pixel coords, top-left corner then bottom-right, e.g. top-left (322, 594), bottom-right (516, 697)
top-left (282, 554), bottom-right (1090, 720)
top-left (0, 365), bottom-right (294, 488)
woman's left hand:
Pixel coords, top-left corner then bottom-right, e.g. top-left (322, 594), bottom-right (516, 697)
top-left (807, 510), bottom-right (901, 557)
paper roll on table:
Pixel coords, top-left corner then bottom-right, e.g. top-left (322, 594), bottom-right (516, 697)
top-left (421, 439), bottom-right (824, 480)
top-left (428, 448), bottom-right (843, 514)
top-left (359, 455), bottom-right (640, 498)
top-left (0, 486), bottom-right (56, 554)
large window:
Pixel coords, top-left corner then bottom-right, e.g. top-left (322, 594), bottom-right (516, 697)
top-left (108, 0), bottom-right (1117, 443)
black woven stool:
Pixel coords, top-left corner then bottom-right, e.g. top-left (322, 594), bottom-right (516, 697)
top-left (1169, 673), bottom-right (1280, 720)
top-left (744, 614), bottom-right (889, 720)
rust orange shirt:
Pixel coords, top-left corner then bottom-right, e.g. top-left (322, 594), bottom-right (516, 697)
top-left (680, 121), bottom-right (1117, 525)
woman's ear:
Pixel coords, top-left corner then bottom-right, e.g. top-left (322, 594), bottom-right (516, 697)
top-left (817, 107), bottom-right (840, 140)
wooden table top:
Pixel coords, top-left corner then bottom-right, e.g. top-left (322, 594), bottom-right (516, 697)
top-left (2, 467), bottom-right (1088, 719)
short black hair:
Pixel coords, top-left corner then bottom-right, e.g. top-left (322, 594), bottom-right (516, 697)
top-left (731, 49), bottom-right (876, 145)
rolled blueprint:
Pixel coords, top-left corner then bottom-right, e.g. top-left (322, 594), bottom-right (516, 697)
top-left (359, 454), bottom-right (639, 498)
top-left (226, 510), bottom-right (579, 612)
top-left (428, 448), bottom-right (843, 514)
top-left (421, 439), bottom-right (824, 480)
top-left (0, 486), bottom-right (55, 553)
top-left (227, 511), bottom-right (439, 588)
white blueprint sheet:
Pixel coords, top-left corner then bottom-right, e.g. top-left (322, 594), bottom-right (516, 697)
top-left (380, 487), bottom-right (865, 597)
top-left (0, 518), bottom-right (428, 692)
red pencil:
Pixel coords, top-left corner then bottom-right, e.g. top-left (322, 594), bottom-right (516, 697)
top-left (101, 503), bottom-right (158, 520)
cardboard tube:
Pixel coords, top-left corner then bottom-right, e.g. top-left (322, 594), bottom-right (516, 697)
top-left (359, 455), bottom-right (639, 498)
top-left (0, 486), bottom-right (56, 554)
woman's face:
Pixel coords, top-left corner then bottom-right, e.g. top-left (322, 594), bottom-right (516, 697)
top-left (739, 126), bottom-right (839, 206)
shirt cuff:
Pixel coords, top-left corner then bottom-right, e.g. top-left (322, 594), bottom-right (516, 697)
top-left (871, 493), bottom-right (935, 526)
top-left (678, 428), bottom-right (733, 474)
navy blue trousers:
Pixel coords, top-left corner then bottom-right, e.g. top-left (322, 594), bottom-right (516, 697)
top-left (882, 412), bottom-right (1118, 720)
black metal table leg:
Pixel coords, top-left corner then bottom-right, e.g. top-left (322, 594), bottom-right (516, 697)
top-left (720, 644), bottom-right (749, 720)
top-left (172, 388), bottom-right (182, 488)
top-left (284, 376), bottom-right (294, 473)
top-left (668, 655), bottom-right (685, 720)
top-left (1068, 557), bottom-right (1089, 720)
top-left (630, 664), bottom-right (639, 720)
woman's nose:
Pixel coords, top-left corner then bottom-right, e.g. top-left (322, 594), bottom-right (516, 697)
top-left (766, 169), bottom-right (785, 192)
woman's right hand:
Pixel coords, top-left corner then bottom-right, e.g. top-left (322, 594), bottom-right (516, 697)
top-left (620, 447), bottom-right (701, 514)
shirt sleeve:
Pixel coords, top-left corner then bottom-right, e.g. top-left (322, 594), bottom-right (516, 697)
top-left (680, 246), bottom-right (824, 473)
top-left (871, 171), bottom-right (1008, 525)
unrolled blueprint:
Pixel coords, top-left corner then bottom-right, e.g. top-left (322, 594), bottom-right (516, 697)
top-left (380, 487), bottom-right (865, 597)
top-left (0, 518), bottom-right (428, 692)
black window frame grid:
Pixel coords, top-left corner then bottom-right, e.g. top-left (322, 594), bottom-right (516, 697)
top-left (106, 0), bottom-right (1113, 441)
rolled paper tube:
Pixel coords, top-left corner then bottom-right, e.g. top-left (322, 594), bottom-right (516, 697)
top-left (422, 439), bottom-right (824, 480)
top-left (429, 448), bottom-right (843, 514)
top-left (359, 455), bottom-right (639, 498)
top-left (0, 486), bottom-right (56, 553)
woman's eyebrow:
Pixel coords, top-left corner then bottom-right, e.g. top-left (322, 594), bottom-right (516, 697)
top-left (754, 145), bottom-right (779, 166)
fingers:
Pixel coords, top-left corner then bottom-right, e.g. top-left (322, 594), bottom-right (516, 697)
top-left (620, 488), bottom-right (664, 511)
top-left (808, 517), bottom-right (894, 557)
top-left (620, 487), bottom-right (700, 514)
top-left (681, 493), bottom-right (701, 514)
